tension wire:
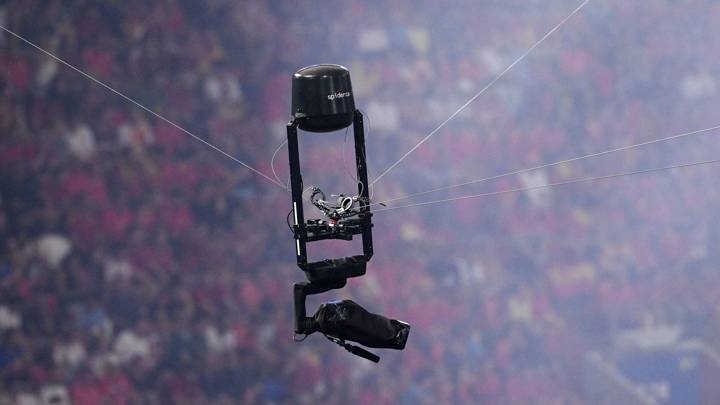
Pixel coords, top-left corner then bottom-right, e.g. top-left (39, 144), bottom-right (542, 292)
top-left (0, 24), bottom-right (287, 189)
top-left (367, 124), bottom-right (720, 209)
top-left (369, 0), bottom-right (592, 188)
top-left (370, 158), bottom-right (720, 214)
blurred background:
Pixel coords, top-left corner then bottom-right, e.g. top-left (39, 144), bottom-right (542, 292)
top-left (2, 0), bottom-right (720, 403)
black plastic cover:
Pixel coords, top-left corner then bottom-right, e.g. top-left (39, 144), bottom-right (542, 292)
top-left (304, 255), bottom-right (367, 284)
top-left (311, 300), bottom-right (410, 350)
top-left (291, 64), bottom-right (355, 132)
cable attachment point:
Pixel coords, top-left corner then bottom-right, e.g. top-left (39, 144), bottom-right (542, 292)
top-left (310, 186), bottom-right (367, 220)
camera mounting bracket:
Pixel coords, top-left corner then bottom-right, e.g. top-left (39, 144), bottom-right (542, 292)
top-left (286, 110), bottom-right (374, 285)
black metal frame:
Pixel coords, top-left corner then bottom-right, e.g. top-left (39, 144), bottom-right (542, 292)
top-left (287, 110), bottom-right (374, 334)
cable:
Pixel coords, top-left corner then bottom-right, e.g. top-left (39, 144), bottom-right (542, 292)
top-left (343, 110), bottom-right (375, 200)
top-left (0, 24), bottom-right (286, 189)
top-left (271, 139), bottom-right (290, 190)
top-left (371, 158), bottom-right (720, 214)
top-left (360, 109), bottom-right (376, 200)
top-left (286, 208), bottom-right (295, 233)
top-left (341, 126), bottom-right (356, 182)
top-left (367, 124), bottom-right (720, 209)
top-left (369, 0), bottom-right (592, 187)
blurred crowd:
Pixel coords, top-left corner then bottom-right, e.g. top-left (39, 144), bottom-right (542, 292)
top-left (2, 0), bottom-right (720, 403)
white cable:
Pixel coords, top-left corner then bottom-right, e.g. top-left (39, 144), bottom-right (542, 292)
top-left (270, 139), bottom-right (290, 190)
top-left (371, 158), bottom-right (720, 213)
top-left (368, 124), bottom-right (720, 209)
top-left (343, 110), bottom-right (375, 199)
top-left (0, 24), bottom-right (286, 189)
top-left (369, 0), bottom-right (592, 187)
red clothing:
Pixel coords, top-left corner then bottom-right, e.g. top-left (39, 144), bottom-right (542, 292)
top-left (9, 60), bottom-right (30, 91)
top-left (71, 372), bottom-right (134, 405)
top-left (102, 207), bottom-right (134, 241)
top-left (62, 171), bottom-right (108, 206)
top-left (82, 48), bottom-right (115, 78)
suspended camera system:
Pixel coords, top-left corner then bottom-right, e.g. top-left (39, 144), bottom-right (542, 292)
top-left (286, 64), bottom-right (410, 363)
top-left (10, 2), bottom-right (720, 365)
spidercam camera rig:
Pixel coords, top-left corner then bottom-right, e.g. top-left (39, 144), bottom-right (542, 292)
top-left (287, 65), bottom-right (410, 362)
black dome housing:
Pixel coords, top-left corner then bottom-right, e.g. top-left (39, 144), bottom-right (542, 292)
top-left (291, 64), bottom-right (355, 133)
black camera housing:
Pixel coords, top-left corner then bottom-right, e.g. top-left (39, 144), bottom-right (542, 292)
top-left (312, 300), bottom-right (410, 350)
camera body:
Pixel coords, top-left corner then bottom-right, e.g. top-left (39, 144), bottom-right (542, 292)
top-left (312, 300), bottom-right (410, 350)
